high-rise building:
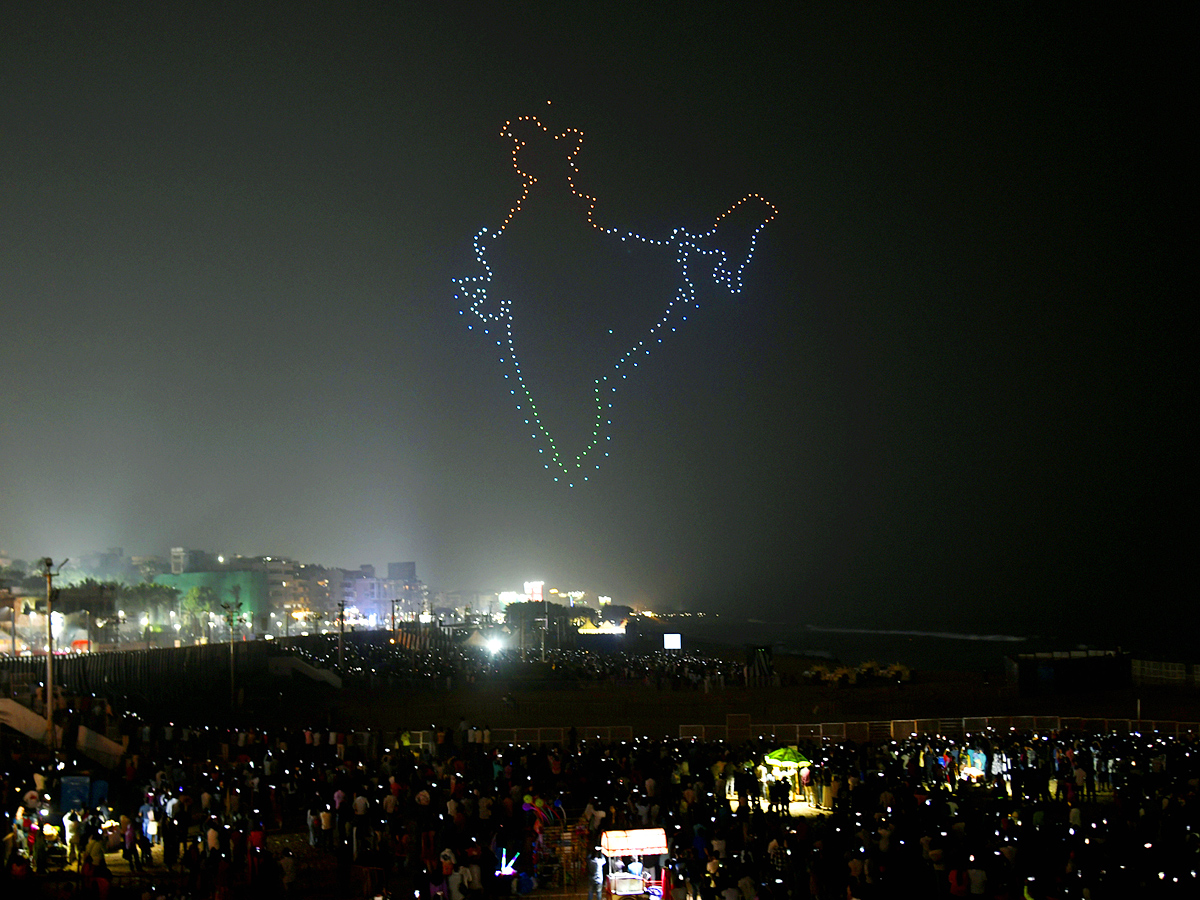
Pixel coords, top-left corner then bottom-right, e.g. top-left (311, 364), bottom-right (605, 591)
top-left (260, 557), bottom-right (301, 632)
top-left (386, 562), bottom-right (424, 620)
top-left (388, 562), bottom-right (417, 583)
top-left (169, 547), bottom-right (221, 575)
top-left (294, 564), bottom-right (333, 632)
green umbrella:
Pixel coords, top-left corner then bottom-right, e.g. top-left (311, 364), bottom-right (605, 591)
top-left (764, 746), bottom-right (810, 768)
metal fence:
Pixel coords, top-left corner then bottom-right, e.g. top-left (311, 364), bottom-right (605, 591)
top-left (680, 716), bottom-right (1200, 742)
top-left (0, 630), bottom-right (389, 705)
top-left (402, 716), bottom-right (1200, 751)
top-left (0, 640), bottom-right (269, 705)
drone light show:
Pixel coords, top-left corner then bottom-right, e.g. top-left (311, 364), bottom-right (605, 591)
top-left (454, 115), bottom-right (775, 485)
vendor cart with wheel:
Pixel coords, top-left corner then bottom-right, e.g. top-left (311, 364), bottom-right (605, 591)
top-left (599, 828), bottom-right (669, 899)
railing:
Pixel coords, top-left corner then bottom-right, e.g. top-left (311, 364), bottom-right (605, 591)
top-left (400, 717), bottom-right (1199, 751)
top-left (404, 725), bottom-right (637, 749)
top-left (680, 716), bottom-right (1200, 742)
top-left (0, 629), bottom-right (448, 704)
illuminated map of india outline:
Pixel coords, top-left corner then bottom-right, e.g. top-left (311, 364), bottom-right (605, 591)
top-left (454, 115), bottom-right (775, 486)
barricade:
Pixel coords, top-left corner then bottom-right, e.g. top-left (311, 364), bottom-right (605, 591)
top-left (377, 715), bottom-right (1200, 751)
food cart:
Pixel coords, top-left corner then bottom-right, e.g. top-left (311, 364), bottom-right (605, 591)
top-left (600, 828), bottom-right (669, 898)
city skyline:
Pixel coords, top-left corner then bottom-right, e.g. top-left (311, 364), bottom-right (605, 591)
top-left (0, 544), bottom-right (615, 609)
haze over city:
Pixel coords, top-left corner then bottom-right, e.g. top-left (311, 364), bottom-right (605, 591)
top-left (0, 6), bottom-right (1187, 650)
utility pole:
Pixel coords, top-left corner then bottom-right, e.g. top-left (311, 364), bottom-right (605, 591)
top-left (4, 591), bottom-right (15, 657)
top-left (220, 600), bottom-right (243, 708)
top-left (337, 599), bottom-right (346, 671)
top-left (40, 557), bottom-right (67, 751)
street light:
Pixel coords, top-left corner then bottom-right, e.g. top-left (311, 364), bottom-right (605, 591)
top-left (39, 557), bottom-right (67, 752)
top-left (337, 600), bottom-right (346, 671)
top-left (220, 600), bottom-right (244, 708)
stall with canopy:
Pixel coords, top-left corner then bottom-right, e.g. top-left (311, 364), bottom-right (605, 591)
top-left (763, 746), bottom-right (811, 802)
top-left (600, 828), bottom-right (669, 897)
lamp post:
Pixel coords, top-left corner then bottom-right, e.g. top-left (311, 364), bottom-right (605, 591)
top-left (5, 595), bottom-right (15, 657)
top-left (39, 557), bottom-right (66, 751)
top-left (220, 600), bottom-right (244, 708)
top-left (337, 600), bottom-right (346, 671)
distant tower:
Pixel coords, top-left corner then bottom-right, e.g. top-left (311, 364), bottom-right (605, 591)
top-left (387, 562), bottom-right (420, 620)
top-left (388, 562), bottom-right (417, 583)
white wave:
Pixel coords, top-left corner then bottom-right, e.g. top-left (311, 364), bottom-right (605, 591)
top-left (803, 626), bottom-right (1027, 642)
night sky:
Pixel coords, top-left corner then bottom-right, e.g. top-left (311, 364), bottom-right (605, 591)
top-left (0, 6), bottom-right (1187, 647)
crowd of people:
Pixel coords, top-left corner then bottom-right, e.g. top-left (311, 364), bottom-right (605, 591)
top-left (289, 640), bottom-right (765, 691)
top-left (3, 704), bottom-right (1199, 898)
